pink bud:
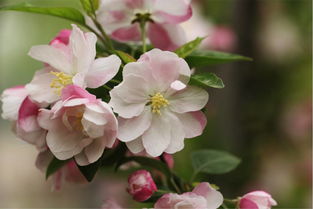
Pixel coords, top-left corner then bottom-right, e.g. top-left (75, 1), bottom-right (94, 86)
top-left (127, 170), bottom-right (157, 202)
top-left (49, 29), bottom-right (72, 46)
top-left (238, 191), bottom-right (277, 209)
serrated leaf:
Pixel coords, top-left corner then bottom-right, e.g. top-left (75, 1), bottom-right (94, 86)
top-left (0, 3), bottom-right (85, 25)
top-left (190, 72), bottom-right (225, 89)
top-left (115, 50), bottom-right (136, 64)
top-left (46, 157), bottom-right (69, 179)
top-left (185, 50), bottom-right (252, 67)
top-left (175, 37), bottom-right (205, 58)
top-left (191, 149), bottom-right (241, 175)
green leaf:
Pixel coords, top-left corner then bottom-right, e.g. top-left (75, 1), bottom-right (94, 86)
top-left (116, 156), bottom-right (172, 178)
top-left (77, 158), bottom-right (102, 182)
top-left (0, 3), bottom-right (85, 25)
top-left (175, 37), bottom-right (205, 58)
top-left (78, 143), bottom-right (127, 182)
top-left (190, 72), bottom-right (225, 89)
top-left (46, 157), bottom-right (69, 179)
top-left (185, 50), bottom-right (252, 67)
top-left (80, 0), bottom-right (99, 16)
top-left (115, 50), bottom-right (136, 64)
top-left (191, 149), bottom-right (241, 176)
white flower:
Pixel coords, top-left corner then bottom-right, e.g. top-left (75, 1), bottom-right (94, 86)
top-left (26, 24), bottom-right (121, 106)
top-left (110, 49), bottom-right (208, 157)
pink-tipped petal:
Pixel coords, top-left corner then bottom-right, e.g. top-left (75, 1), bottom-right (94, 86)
top-left (111, 25), bottom-right (141, 42)
top-left (177, 111), bottom-right (207, 138)
top-left (85, 55), bottom-right (121, 88)
top-left (61, 85), bottom-right (96, 102)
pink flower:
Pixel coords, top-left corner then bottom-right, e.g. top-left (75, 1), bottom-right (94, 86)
top-left (127, 169), bottom-right (157, 202)
top-left (238, 191), bottom-right (277, 209)
top-left (1, 86), bottom-right (46, 150)
top-left (26, 24), bottom-right (121, 106)
top-left (155, 182), bottom-right (223, 209)
top-left (91, 0), bottom-right (192, 51)
top-left (110, 49), bottom-right (208, 157)
top-left (35, 150), bottom-right (87, 191)
top-left (38, 85), bottom-right (118, 165)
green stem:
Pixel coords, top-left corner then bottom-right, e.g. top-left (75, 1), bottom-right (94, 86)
top-left (103, 85), bottom-right (112, 91)
top-left (190, 171), bottom-right (198, 183)
top-left (170, 177), bottom-right (181, 194)
top-left (140, 21), bottom-right (147, 53)
top-left (110, 79), bottom-right (121, 84)
top-left (222, 203), bottom-right (229, 209)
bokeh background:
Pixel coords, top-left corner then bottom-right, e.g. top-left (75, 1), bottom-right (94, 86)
top-left (0, 0), bottom-right (311, 208)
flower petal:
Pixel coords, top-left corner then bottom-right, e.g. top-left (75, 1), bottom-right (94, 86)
top-left (28, 46), bottom-right (72, 74)
top-left (176, 111), bottom-right (207, 138)
top-left (1, 86), bottom-right (27, 121)
top-left (164, 112), bottom-right (185, 154)
top-left (148, 23), bottom-right (187, 51)
top-left (69, 24), bottom-right (97, 74)
top-left (26, 69), bottom-right (60, 105)
top-left (142, 114), bottom-right (171, 157)
top-left (111, 24), bottom-right (141, 42)
top-left (192, 182), bottom-right (224, 209)
top-left (169, 86), bottom-right (209, 113)
top-left (85, 55), bottom-right (121, 88)
top-left (117, 108), bottom-right (152, 142)
top-left (126, 137), bottom-right (145, 154)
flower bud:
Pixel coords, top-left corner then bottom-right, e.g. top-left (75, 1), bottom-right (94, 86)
top-left (127, 170), bottom-right (157, 202)
top-left (238, 191), bottom-right (277, 209)
top-left (49, 29), bottom-right (71, 46)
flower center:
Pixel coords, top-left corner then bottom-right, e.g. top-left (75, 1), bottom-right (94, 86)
top-left (150, 92), bottom-right (169, 115)
top-left (50, 71), bottom-right (73, 95)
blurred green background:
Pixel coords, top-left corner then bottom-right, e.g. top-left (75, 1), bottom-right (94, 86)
top-left (0, 0), bottom-right (311, 208)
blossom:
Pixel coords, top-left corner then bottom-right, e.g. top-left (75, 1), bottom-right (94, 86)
top-left (238, 191), bottom-right (277, 209)
top-left (110, 49), bottom-right (208, 157)
top-left (35, 149), bottom-right (87, 191)
top-left (127, 169), bottom-right (157, 202)
top-left (1, 86), bottom-right (46, 150)
top-left (91, 0), bottom-right (192, 51)
top-left (154, 182), bottom-right (223, 209)
top-left (26, 24), bottom-right (121, 105)
top-left (38, 85), bottom-right (118, 165)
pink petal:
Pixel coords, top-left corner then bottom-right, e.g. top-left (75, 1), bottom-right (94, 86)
top-left (153, 5), bottom-right (192, 24)
top-left (192, 182), bottom-right (224, 209)
top-left (50, 29), bottom-right (72, 45)
top-left (18, 96), bottom-right (39, 131)
top-left (176, 111), bottom-right (207, 138)
top-left (61, 85), bottom-right (96, 102)
top-left (111, 24), bottom-right (141, 42)
top-left (85, 55), bottom-right (121, 88)
top-left (239, 198), bottom-right (259, 209)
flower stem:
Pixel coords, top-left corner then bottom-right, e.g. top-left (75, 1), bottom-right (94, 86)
top-left (140, 20), bottom-right (147, 53)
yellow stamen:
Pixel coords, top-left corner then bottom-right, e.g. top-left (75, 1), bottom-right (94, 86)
top-left (150, 92), bottom-right (169, 115)
top-left (50, 71), bottom-right (73, 95)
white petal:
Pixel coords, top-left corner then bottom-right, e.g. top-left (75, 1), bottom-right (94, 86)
top-left (169, 86), bottom-right (209, 113)
top-left (1, 86), bottom-right (28, 121)
top-left (28, 46), bottom-right (72, 74)
top-left (164, 112), bottom-right (185, 154)
top-left (25, 69), bottom-right (59, 105)
top-left (69, 24), bottom-right (97, 74)
top-left (176, 111), bottom-right (207, 138)
top-left (193, 182), bottom-right (224, 209)
top-left (117, 109), bottom-right (152, 142)
top-left (126, 137), bottom-right (145, 154)
top-left (85, 55), bottom-right (121, 88)
top-left (75, 136), bottom-right (107, 166)
top-left (142, 114), bottom-right (171, 157)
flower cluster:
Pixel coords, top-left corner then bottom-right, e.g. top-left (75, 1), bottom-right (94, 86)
top-left (0, 0), bottom-right (277, 207)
